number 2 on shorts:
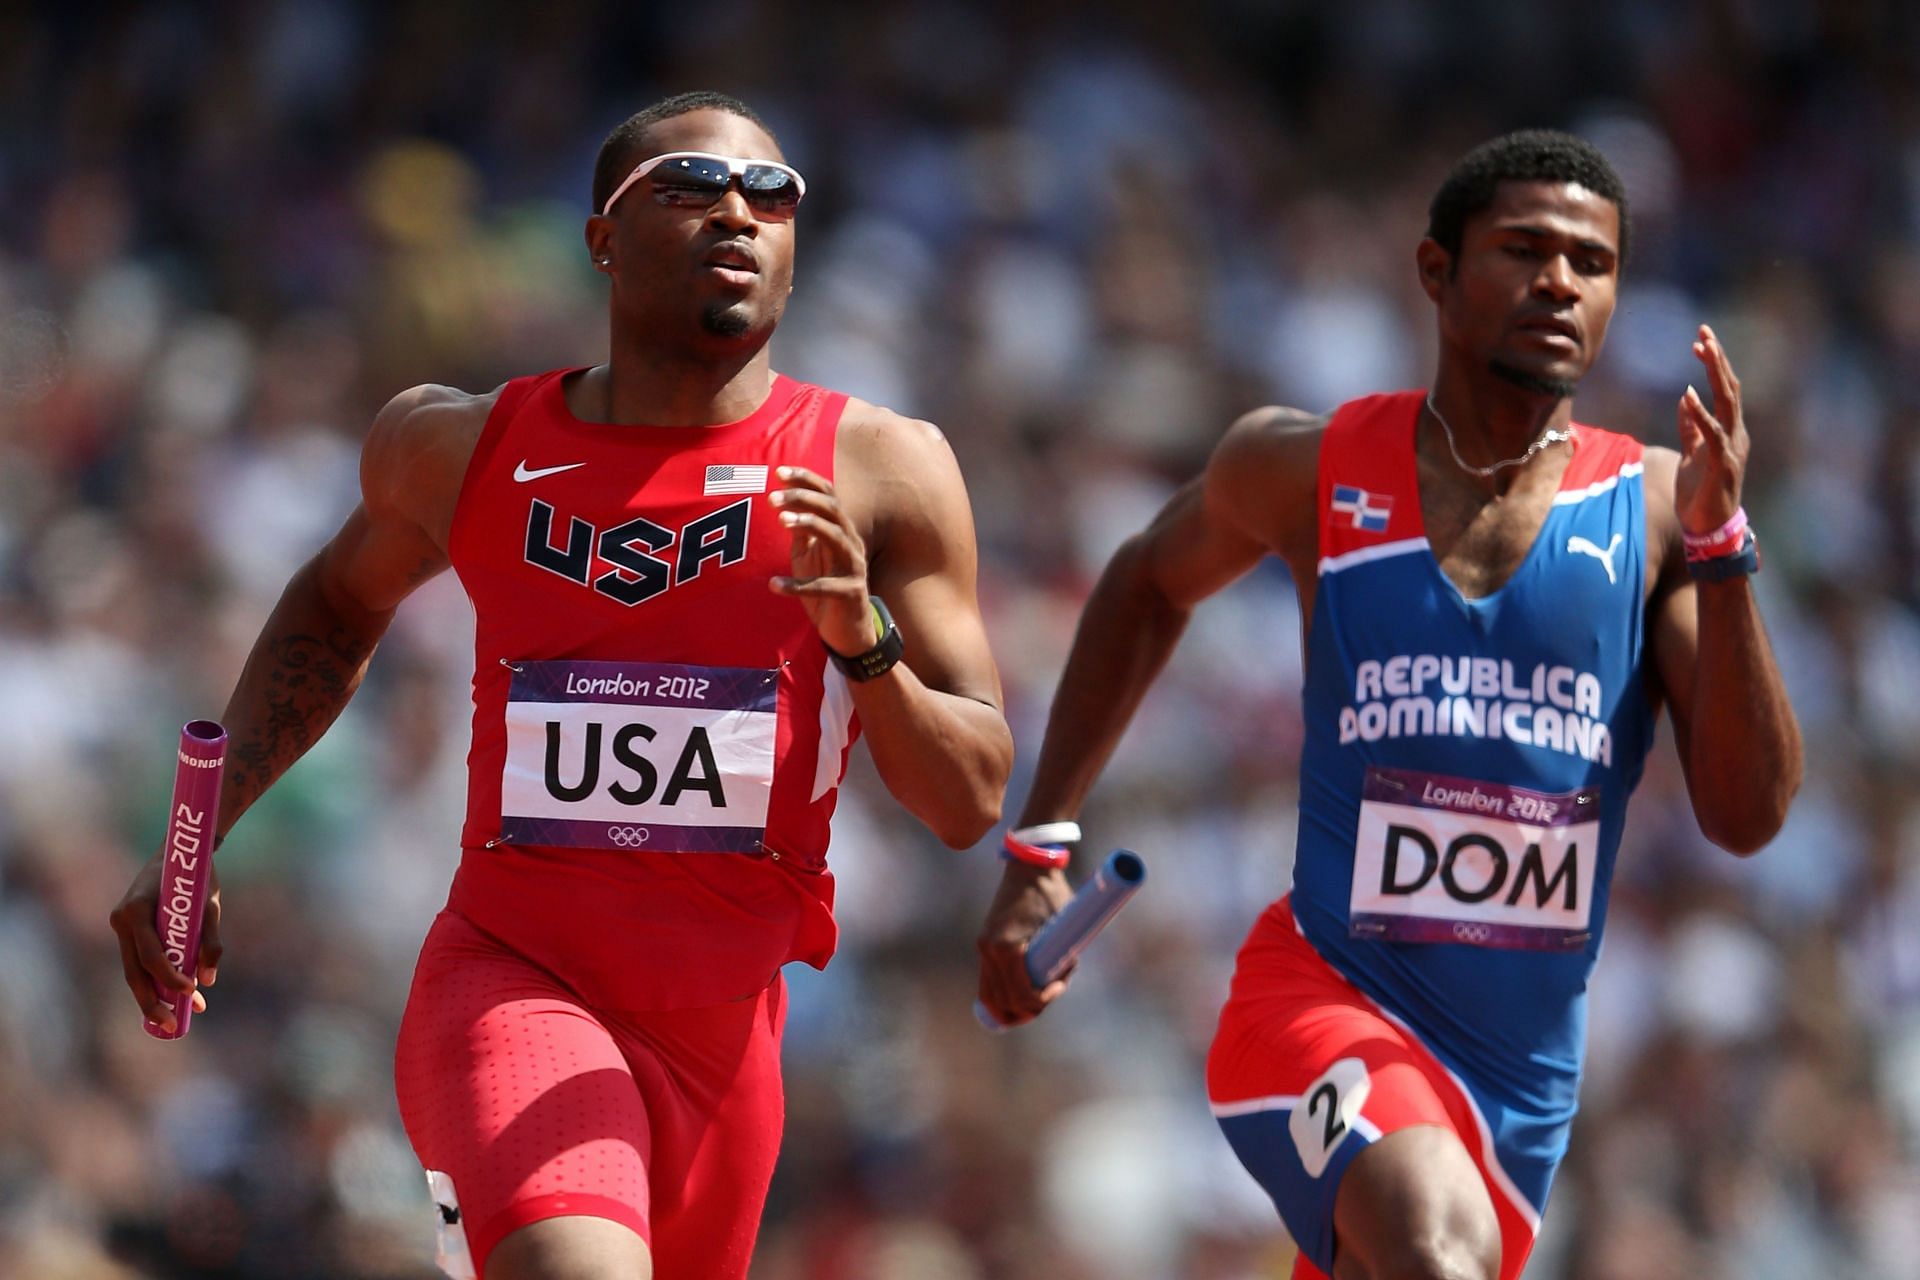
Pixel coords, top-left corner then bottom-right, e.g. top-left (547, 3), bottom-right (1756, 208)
top-left (1289, 1056), bottom-right (1372, 1178)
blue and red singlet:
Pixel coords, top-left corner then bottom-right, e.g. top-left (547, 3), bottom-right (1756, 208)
top-left (1208, 391), bottom-right (1655, 1279)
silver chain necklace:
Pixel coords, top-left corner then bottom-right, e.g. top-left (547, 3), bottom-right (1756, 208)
top-left (1425, 395), bottom-right (1572, 478)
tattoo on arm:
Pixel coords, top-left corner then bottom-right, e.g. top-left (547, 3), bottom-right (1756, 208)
top-left (219, 625), bottom-right (377, 836)
top-left (403, 552), bottom-right (444, 589)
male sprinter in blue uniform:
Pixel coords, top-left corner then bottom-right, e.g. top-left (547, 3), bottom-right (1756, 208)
top-left (976, 131), bottom-right (1802, 1280)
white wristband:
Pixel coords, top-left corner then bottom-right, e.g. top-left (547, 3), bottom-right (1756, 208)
top-left (1009, 821), bottom-right (1082, 847)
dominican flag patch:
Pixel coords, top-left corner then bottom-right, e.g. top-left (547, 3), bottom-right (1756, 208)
top-left (1331, 484), bottom-right (1394, 532)
top-left (704, 464), bottom-right (769, 495)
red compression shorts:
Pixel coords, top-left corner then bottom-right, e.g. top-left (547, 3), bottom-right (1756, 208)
top-left (394, 909), bottom-right (787, 1279)
top-left (1206, 898), bottom-right (1538, 1280)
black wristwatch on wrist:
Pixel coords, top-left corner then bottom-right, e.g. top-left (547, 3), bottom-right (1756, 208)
top-left (827, 595), bottom-right (905, 681)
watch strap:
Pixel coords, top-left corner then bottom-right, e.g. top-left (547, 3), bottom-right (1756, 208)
top-left (1686, 530), bottom-right (1760, 582)
top-left (828, 595), bottom-right (905, 681)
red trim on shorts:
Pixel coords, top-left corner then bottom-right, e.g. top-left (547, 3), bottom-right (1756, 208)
top-left (1210, 898), bottom-right (1541, 1279)
top-left (469, 1192), bottom-right (650, 1278)
top-left (1280, 905), bottom-right (1542, 1239)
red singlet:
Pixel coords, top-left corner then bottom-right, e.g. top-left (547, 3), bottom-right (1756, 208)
top-left (445, 368), bottom-right (855, 1010)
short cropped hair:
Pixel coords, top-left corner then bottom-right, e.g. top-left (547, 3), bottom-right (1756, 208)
top-left (591, 91), bottom-right (778, 213)
top-left (1426, 129), bottom-right (1630, 267)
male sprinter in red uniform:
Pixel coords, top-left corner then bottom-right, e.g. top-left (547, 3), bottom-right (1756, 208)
top-left (111, 92), bottom-right (1013, 1280)
top-left (977, 131), bottom-right (1802, 1279)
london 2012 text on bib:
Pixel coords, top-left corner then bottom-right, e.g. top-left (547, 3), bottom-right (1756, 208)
top-left (1349, 765), bottom-right (1599, 950)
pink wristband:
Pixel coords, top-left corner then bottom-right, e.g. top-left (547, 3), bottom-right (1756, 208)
top-left (1682, 507), bottom-right (1748, 560)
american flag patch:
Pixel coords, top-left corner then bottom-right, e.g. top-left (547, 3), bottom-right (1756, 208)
top-left (1331, 484), bottom-right (1394, 532)
top-left (704, 464), bottom-right (769, 495)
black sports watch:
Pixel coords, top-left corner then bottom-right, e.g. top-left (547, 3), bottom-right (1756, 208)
top-left (827, 595), bottom-right (905, 681)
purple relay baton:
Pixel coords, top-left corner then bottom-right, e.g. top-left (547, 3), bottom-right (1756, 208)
top-left (144, 720), bottom-right (226, 1041)
top-left (976, 849), bottom-right (1147, 1031)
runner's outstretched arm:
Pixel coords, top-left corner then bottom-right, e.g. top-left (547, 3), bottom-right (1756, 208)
top-left (975, 409), bottom-right (1321, 1025)
top-left (109, 385), bottom-right (473, 1028)
top-left (1648, 326), bottom-right (1803, 854)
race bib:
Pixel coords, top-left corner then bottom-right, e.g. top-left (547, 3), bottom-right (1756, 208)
top-left (1349, 766), bottom-right (1599, 950)
top-left (500, 659), bottom-right (778, 853)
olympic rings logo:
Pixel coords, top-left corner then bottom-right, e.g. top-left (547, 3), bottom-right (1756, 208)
top-left (1452, 922), bottom-right (1492, 943)
top-left (607, 826), bottom-right (652, 847)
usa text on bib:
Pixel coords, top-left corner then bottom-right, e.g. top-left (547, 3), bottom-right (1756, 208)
top-left (500, 658), bottom-right (778, 853)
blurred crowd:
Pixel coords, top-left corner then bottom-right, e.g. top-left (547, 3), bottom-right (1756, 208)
top-left (5, 2), bottom-right (1920, 1277)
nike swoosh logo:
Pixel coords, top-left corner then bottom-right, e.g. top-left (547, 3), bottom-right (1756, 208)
top-left (514, 461), bottom-right (586, 482)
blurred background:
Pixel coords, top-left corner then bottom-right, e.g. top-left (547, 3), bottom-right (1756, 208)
top-left (5, 1), bottom-right (1920, 1277)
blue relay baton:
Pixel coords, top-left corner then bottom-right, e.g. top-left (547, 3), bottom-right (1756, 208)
top-left (975, 848), bottom-right (1147, 1031)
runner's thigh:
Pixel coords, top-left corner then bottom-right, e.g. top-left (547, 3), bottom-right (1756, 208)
top-left (396, 910), bottom-right (654, 1278)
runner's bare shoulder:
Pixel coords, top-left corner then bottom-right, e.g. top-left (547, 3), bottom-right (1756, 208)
top-left (362, 383), bottom-right (502, 541)
top-left (835, 395), bottom-right (954, 471)
top-left (832, 395), bottom-right (965, 537)
top-left (1208, 404), bottom-right (1328, 558)
top-left (1636, 444), bottom-right (1684, 587)
top-left (1636, 444), bottom-right (1681, 525)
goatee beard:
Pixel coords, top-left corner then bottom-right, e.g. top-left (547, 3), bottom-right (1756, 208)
top-left (701, 303), bottom-right (753, 339)
top-left (1490, 360), bottom-right (1577, 400)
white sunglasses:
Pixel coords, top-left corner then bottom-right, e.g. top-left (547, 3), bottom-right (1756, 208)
top-left (601, 151), bottom-right (807, 217)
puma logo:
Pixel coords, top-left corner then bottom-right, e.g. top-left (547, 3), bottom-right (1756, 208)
top-left (1566, 533), bottom-right (1624, 584)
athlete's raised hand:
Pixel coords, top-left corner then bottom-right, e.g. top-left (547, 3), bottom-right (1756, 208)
top-left (769, 465), bottom-right (878, 656)
top-left (1675, 324), bottom-right (1750, 536)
